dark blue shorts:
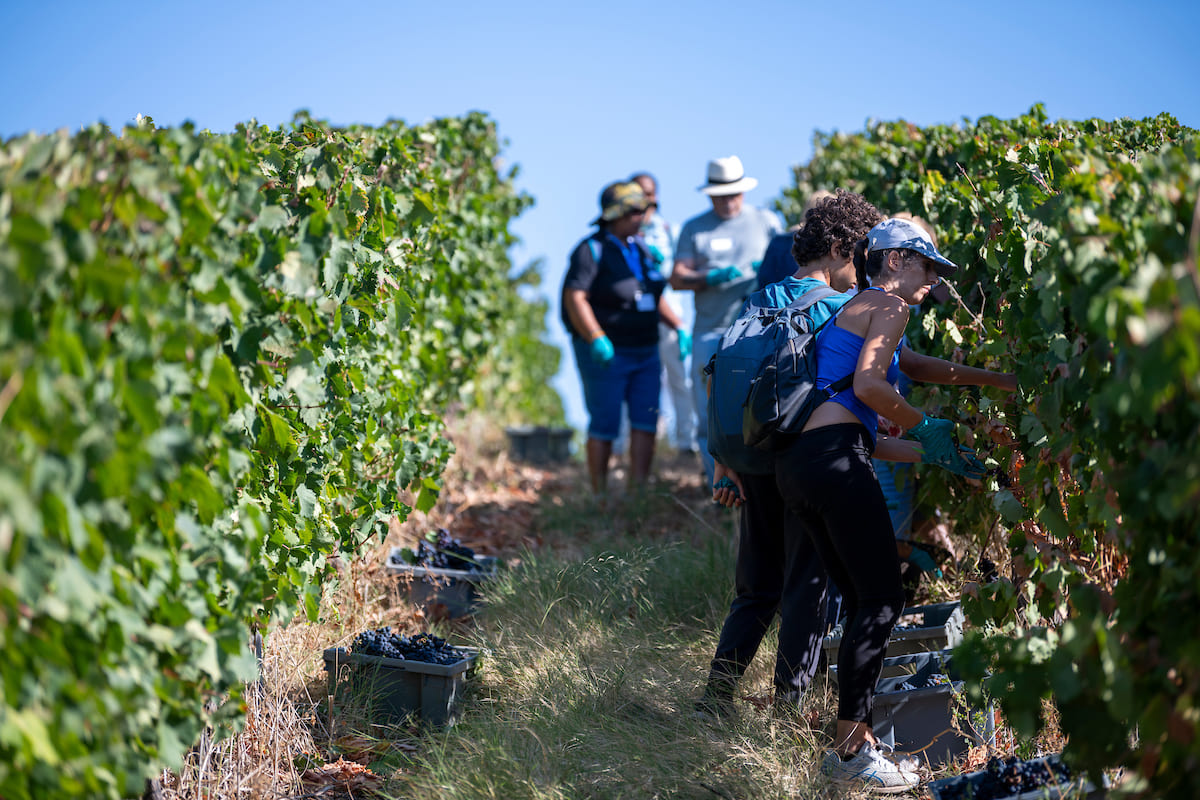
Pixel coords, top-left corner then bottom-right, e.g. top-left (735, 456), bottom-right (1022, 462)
top-left (572, 338), bottom-right (661, 441)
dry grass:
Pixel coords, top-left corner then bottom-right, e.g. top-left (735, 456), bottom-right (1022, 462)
top-left (153, 413), bottom-right (1051, 799)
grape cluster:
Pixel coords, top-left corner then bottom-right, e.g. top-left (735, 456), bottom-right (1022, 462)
top-left (350, 627), bottom-right (466, 665)
top-left (976, 557), bottom-right (999, 583)
top-left (895, 672), bottom-right (952, 692)
top-left (414, 528), bottom-right (480, 571)
top-left (936, 755), bottom-right (1072, 800)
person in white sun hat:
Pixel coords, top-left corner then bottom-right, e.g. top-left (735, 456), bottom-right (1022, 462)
top-left (669, 155), bottom-right (783, 489)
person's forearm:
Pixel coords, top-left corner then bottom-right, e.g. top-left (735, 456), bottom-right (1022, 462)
top-left (669, 260), bottom-right (707, 291)
top-left (900, 346), bottom-right (1016, 389)
top-left (855, 375), bottom-right (925, 430)
top-left (657, 297), bottom-right (683, 330)
top-left (874, 435), bottom-right (922, 463)
top-left (564, 290), bottom-right (604, 340)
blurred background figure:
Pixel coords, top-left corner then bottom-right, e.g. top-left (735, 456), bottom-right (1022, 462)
top-left (560, 180), bottom-right (686, 494)
top-left (669, 155), bottom-right (783, 489)
top-left (631, 171), bottom-right (697, 455)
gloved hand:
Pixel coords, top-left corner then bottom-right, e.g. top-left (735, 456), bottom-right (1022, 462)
top-left (908, 415), bottom-right (987, 479)
top-left (677, 328), bottom-right (692, 361)
top-left (714, 476), bottom-right (741, 501)
top-left (590, 334), bottom-right (615, 364)
top-left (705, 265), bottom-right (743, 287)
top-left (906, 545), bottom-right (941, 576)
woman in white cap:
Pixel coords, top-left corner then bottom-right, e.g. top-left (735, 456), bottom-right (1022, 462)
top-left (773, 218), bottom-right (1016, 792)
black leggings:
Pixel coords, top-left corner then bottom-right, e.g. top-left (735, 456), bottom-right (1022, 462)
top-left (706, 471), bottom-right (830, 698)
top-left (775, 424), bottom-right (905, 725)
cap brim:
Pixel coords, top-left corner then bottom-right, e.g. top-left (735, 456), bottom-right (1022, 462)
top-left (699, 177), bottom-right (757, 195)
top-left (931, 254), bottom-right (958, 277)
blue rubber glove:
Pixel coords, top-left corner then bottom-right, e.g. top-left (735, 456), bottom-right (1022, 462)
top-left (589, 334), bottom-right (614, 364)
top-left (714, 476), bottom-right (741, 501)
top-left (908, 415), bottom-right (987, 479)
top-left (705, 265), bottom-right (742, 287)
top-left (677, 328), bottom-right (692, 361)
top-left (906, 546), bottom-right (941, 576)
top-left (955, 445), bottom-right (987, 480)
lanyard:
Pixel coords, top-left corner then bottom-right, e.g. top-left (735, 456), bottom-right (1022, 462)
top-left (607, 234), bottom-right (645, 284)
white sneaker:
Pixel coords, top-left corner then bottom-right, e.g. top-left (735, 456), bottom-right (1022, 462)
top-left (821, 744), bottom-right (919, 794)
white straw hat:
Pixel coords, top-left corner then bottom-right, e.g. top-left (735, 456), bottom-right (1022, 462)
top-left (698, 155), bottom-right (758, 196)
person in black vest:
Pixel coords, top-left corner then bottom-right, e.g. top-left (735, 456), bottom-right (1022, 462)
top-left (562, 180), bottom-right (686, 494)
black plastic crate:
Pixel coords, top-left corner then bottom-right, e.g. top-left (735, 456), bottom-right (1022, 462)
top-left (387, 546), bottom-right (502, 619)
top-left (928, 753), bottom-right (1106, 799)
top-left (830, 650), bottom-right (993, 767)
top-left (822, 601), bottom-right (964, 669)
top-left (322, 646), bottom-right (479, 727)
top-left (504, 425), bottom-right (573, 464)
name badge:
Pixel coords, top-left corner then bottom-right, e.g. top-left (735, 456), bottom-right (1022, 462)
top-left (709, 237), bottom-right (733, 252)
top-left (635, 292), bottom-right (656, 312)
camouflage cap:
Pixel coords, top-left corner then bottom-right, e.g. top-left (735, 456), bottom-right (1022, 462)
top-left (592, 181), bottom-right (649, 225)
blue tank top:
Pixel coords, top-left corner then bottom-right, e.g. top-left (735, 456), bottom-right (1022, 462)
top-left (814, 289), bottom-right (901, 447)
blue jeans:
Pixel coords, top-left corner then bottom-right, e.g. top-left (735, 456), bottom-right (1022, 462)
top-left (690, 329), bottom-right (723, 488)
top-left (572, 338), bottom-right (661, 441)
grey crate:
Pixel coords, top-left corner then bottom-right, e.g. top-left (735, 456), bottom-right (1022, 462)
top-left (830, 650), bottom-right (993, 767)
top-left (822, 601), bottom-right (964, 670)
top-left (387, 547), bottom-right (501, 619)
top-left (322, 646), bottom-right (478, 727)
top-left (505, 425), bottom-right (573, 464)
top-left (928, 753), bottom-right (1106, 799)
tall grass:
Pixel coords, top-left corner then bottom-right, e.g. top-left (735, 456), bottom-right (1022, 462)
top-left (157, 419), bottom-right (984, 799)
top-left (393, 538), bottom-right (845, 800)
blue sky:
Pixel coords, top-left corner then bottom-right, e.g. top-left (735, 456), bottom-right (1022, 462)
top-left (3, 0), bottom-right (1197, 432)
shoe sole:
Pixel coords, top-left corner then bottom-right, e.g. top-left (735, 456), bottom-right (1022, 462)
top-left (828, 775), bottom-right (917, 794)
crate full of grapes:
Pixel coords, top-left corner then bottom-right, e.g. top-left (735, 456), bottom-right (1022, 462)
top-left (822, 601), bottom-right (964, 668)
top-left (323, 629), bottom-right (479, 727)
top-left (504, 424), bottom-right (573, 464)
top-left (831, 649), bottom-right (992, 766)
top-left (928, 753), bottom-right (1107, 799)
top-left (387, 530), bottom-right (502, 619)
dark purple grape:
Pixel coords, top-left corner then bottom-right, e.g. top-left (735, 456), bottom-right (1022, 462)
top-left (413, 528), bottom-right (481, 571)
top-left (349, 627), bottom-right (466, 664)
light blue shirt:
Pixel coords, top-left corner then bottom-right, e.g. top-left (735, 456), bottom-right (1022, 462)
top-left (641, 212), bottom-right (692, 327)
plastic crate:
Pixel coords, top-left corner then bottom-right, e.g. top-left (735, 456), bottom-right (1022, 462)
top-left (830, 650), bottom-right (993, 767)
top-left (322, 646), bottom-right (478, 726)
top-left (505, 425), bottom-right (573, 464)
top-left (822, 601), bottom-right (964, 669)
top-left (927, 753), bottom-right (1106, 799)
top-left (387, 547), bottom-right (502, 619)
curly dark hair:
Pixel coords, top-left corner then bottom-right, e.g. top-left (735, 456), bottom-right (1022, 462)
top-left (790, 189), bottom-right (883, 267)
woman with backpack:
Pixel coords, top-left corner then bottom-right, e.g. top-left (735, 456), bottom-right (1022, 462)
top-left (697, 190), bottom-right (882, 719)
top-left (775, 217), bottom-right (1017, 791)
top-left (561, 180), bottom-right (687, 494)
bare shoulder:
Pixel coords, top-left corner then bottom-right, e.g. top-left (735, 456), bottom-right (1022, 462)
top-left (838, 290), bottom-right (909, 336)
top-left (856, 289), bottom-right (907, 312)
top-left (843, 290), bottom-right (908, 319)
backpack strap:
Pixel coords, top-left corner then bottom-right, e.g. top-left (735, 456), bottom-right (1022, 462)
top-left (809, 289), bottom-right (854, 396)
top-left (587, 237), bottom-right (602, 264)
